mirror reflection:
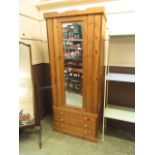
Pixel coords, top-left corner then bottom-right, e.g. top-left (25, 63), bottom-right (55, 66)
top-left (62, 22), bottom-right (83, 107)
top-left (19, 43), bottom-right (35, 126)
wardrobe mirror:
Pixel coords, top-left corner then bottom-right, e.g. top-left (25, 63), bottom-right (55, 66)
top-left (62, 22), bottom-right (83, 107)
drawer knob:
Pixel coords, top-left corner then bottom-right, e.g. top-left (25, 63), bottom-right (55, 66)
top-left (84, 124), bottom-right (88, 128)
top-left (60, 112), bottom-right (64, 115)
top-left (60, 118), bottom-right (64, 122)
top-left (84, 131), bottom-right (88, 134)
top-left (84, 117), bottom-right (89, 121)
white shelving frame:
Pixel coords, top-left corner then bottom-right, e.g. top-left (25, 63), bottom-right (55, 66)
top-left (106, 73), bottom-right (135, 83)
top-left (102, 32), bottom-right (135, 141)
top-left (104, 104), bottom-right (135, 123)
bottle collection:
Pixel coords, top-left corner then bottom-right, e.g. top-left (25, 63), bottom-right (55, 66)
top-left (63, 22), bottom-right (83, 94)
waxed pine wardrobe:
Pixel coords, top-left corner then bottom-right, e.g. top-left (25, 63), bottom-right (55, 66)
top-left (44, 7), bottom-right (106, 142)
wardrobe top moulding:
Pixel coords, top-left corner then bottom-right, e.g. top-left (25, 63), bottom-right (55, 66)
top-left (44, 7), bottom-right (106, 19)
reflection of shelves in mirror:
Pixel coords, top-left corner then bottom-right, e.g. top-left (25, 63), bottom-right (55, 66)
top-left (106, 73), bottom-right (135, 83)
top-left (65, 67), bottom-right (83, 74)
top-left (65, 77), bottom-right (81, 84)
top-left (63, 39), bottom-right (83, 42)
top-left (104, 104), bottom-right (135, 123)
top-left (64, 47), bottom-right (82, 50)
top-left (65, 87), bottom-right (82, 94)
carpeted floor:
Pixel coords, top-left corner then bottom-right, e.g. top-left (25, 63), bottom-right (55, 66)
top-left (19, 115), bottom-right (135, 155)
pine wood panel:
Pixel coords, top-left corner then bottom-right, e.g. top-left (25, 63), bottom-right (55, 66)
top-left (53, 18), bottom-right (64, 107)
top-left (46, 19), bottom-right (58, 106)
top-left (81, 16), bottom-right (88, 110)
top-left (86, 15), bottom-right (94, 112)
top-left (97, 15), bottom-right (106, 112)
top-left (56, 18), bottom-right (66, 107)
top-left (44, 7), bottom-right (105, 18)
top-left (92, 15), bottom-right (102, 113)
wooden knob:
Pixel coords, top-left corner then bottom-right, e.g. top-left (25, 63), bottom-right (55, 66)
top-left (84, 131), bottom-right (88, 134)
top-left (84, 124), bottom-right (88, 128)
top-left (60, 118), bottom-right (64, 122)
top-left (84, 117), bottom-right (88, 121)
top-left (60, 112), bottom-right (64, 115)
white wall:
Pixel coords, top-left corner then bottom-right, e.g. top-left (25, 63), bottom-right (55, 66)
top-left (39, 20), bottom-right (49, 63)
top-left (19, 0), bottom-right (44, 64)
top-left (107, 12), bottom-right (135, 36)
top-left (109, 36), bottom-right (135, 67)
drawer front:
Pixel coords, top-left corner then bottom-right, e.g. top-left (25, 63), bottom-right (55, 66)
top-left (53, 108), bottom-right (98, 140)
top-left (54, 121), bottom-right (84, 138)
top-left (53, 108), bottom-right (97, 124)
top-left (54, 121), bottom-right (96, 138)
top-left (54, 116), bottom-right (96, 130)
top-left (83, 129), bottom-right (96, 138)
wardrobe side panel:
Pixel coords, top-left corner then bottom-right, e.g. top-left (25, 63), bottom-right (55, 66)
top-left (92, 14), bottom-right (102, 113)
top-left (53, 18), bottom-right (64, 107)
top-left (46, 19), bottom-right (58, 107)
top-left (86, 15), bottom-right (94, 112)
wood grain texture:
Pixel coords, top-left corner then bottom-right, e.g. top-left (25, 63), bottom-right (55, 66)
top-left (44, 7), bottom-right (105, 18)
top-left (86, 15), bottom-right (94, 112)
top-left (92, 14), bottom-right (102, 113)
top-left (97, 16), bottom-right (106, 113)
top-left (53, 106), bottom-right (98, 142)
top-left (46, 19), bottom-right (58, 107)
top-left (57, 18), bottom-right (66, 107)
top-left (53, 18), bottom-right (65, 107)
top-left (81, 16), bottom-right (88, 110)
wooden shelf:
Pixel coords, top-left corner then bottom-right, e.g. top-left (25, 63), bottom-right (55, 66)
top-left (106, 73), bottom-right (135, 83)
top-left (65, 67), bottom-right (83, 73)
top-left (104, 104), bottom-right (135, 123)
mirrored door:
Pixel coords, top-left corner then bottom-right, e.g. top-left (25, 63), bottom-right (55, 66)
top-left (62, 21), bottom-right (83, 107)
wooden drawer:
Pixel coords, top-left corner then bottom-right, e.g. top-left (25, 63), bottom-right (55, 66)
top-left (54, 121), bottom-right (96, 138)
top-left (54, 121), bottom-right (84, 138)
top-left (53, 108), bottom-right (98, 140)
top-left (83, 116), bottom-right (96, 124)
top-left (53, 108), bottom-right (97, 124)
top-left (83, 122), bottom-right (96, 130)
top-left (54, 116), bottom-right (96, 130)
top-left (54, 117), bottom-right (83, 127)
top-left (83, 129), bottom-right (96, 138)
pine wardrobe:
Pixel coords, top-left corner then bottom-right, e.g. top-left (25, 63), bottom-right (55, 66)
top-left (44, 7), bottom-right (106, 142)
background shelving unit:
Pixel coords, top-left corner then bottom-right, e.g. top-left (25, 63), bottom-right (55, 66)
top-left (106, 73), bottom-right (135, 83)
top-left (102, 31), bottom-right (135, 141)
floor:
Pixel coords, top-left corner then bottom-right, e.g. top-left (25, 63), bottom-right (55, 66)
top-left (19, 115), bottom-right (135, 155)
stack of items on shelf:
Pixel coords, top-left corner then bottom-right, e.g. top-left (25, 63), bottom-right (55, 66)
top-left (63, 22), bottom-right (83, 94)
